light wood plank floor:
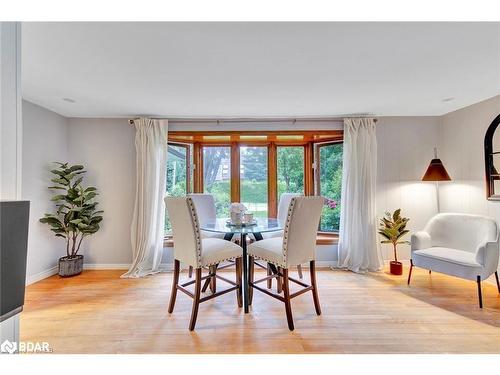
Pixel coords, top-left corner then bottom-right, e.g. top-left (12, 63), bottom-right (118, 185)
top-left (21, 266), bottom-right (500, 354)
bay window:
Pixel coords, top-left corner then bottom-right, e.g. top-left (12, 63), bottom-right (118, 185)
top-left (166, 131), bottom-right (343, 241)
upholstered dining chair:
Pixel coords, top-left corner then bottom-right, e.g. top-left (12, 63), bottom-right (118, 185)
top-left (165, 196), bottom-right (243, 331)
top-left (186, 194), bottom-right (231, 281)
top-left (262, 193), bottom-right (304, 283)
top-left (247, 196), bottom-right (324, 331)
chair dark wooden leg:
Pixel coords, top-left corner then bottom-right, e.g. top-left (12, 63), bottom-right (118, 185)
top-left (248, 256), bottom-right (255, 305)
top-left (209, 263), bottom-right (219, 294)
top-left (495, 271), bottom-right (500, 293)
top-left (277, 267), bottom-right (283, 294)
top-left (236, 257), bottom-right (243, 308)
top-left (189, 268), bottom-right (202, 331)
top-left (267, 263), bottom-right (272, 289)
top-left (282, 268), bottom-right (294, 331)
top-left (297, 264), bottom-right (303, 279)
top-left (477, 275), bottom-right (483, 309)
top-left (168, 259), bottom-right (180, 313)
top-left (201, 274), bottom-right (211, 293)
top-left (407, 259), bottom-right (413, 285)
top-left (310, 260), bottom-right (321, 315)
top-left (188, 265), bottom-right (193, 278)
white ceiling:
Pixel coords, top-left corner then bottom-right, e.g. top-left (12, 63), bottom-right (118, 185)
top-left (22, 22), bottom-right (500, 118)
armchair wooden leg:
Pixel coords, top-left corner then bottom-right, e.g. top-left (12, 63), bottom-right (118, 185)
top-left (267, 263), bottom-right (272, 289)
top-left (495, 271), bottom-right (500, 293)
top-left (297, 264), bottom-right (303, 279)
top-left (310, 260), bottom-right (321, 315)
top-left (407, 259), bottom-right (413, 285)
top-left (477, 275), bottom-right (483, 309)
top-left (236, 257), bottom-right (243, 308)
top-left (168, 259), bottom-right (180, 314)
top-left (189, 268), bottom-right (202, 331)
top-left (188, 265), bottom-right (193, 278)
top-left (277, 267), bottom-right (283, 294)
top-left (249, 256), bottom-right (255, 305)
top-left (282, 268), bottom-right (294, 331)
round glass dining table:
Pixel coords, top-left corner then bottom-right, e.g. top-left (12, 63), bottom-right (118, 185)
top-left (200, 217), bottom-right (282, 313)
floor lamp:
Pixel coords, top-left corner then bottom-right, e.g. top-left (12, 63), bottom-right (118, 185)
top-left (422, 147), bottom-right (452, 213)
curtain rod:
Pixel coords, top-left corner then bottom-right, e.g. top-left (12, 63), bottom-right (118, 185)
top-left (128, 117), bottom-right (377, 125)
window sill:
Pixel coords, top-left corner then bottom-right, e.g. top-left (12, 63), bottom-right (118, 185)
top-left (164, 233), bottom-right (338, 247)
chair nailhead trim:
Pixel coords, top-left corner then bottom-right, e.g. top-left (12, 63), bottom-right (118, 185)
top-left (186, 197), bottom-right (202, 268)
top-left (281, 197), bottom-right (297, 265)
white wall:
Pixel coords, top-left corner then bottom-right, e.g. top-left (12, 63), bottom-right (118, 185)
top-left (67, 118), bottom-right (136, 266)
top-left (376, 117), bottom-right (441, 260)
top-left (439, 95), bottom-right (500, 220)
top-left (22, 100), bottom-right (69, 282)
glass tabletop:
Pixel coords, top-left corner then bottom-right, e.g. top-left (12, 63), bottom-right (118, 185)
top-left (200, 217), bottom-right (283, 234)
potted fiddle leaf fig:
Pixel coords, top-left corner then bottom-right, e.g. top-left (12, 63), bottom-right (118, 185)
top-left (39, 162), bottom-right (103, 277)
top-left (378, 209), bottom-right (410, 275)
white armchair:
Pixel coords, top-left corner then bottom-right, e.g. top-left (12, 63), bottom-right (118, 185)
top-left (408, 213), bottom-right (500, 308)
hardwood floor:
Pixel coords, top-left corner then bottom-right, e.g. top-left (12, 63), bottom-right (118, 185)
top-left (21, 266), bottom-right (500, 354)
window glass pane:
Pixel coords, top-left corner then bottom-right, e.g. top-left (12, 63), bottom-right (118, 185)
top-left (277, 146), bottom-right (304, 202)
top-left (165, 144), bottom-right (188, 233)
top-left (318, 143), bottom-right (343, 232)
top-left (203, 146), bottom-right (231, 217)
top-left (240, 146), bottom-right (268, 218)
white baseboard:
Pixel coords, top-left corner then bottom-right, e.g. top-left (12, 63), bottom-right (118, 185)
top-left (315, 261), bottom-right (338, 268)
top-left (83, 263), bottom-right (131, 270)
top-left (25, 266), bottom-right (58, 286)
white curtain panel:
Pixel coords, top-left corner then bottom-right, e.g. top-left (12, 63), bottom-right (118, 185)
top-left (122, 118), bottom-right (168, 278)
top-left (337, 118), bottom-right (383, 273)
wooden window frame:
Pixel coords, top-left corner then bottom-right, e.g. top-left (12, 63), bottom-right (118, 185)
top-left (166, 130), bottom-right (342, 245)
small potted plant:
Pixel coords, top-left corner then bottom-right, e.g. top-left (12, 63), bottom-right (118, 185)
top-left (40, 162), bottom-right (103, 277)
top-left (378, 209), bottom-right (410, 275)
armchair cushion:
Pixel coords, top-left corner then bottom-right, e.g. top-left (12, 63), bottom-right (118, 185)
top-left (412, 247), bottom-right (485, 281)
top-left (413, 247), bottom-right (481, 268)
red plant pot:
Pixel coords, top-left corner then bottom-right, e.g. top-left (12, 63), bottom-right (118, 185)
top-left (390, 261), bottom-right (403, 275)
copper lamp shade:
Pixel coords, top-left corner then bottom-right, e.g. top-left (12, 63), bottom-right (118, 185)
top-left (422, 158), bottom-right (451, 181)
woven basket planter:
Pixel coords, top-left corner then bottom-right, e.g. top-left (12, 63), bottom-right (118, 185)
top-left (59, 255), bottom-right (84, 277)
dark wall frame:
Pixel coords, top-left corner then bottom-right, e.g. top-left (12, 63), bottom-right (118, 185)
top-left (484, 114), bottom-right (500, 200)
